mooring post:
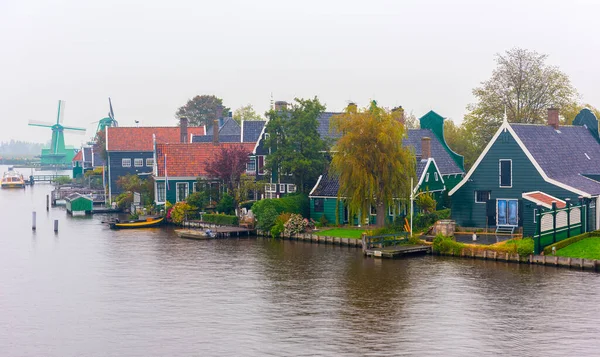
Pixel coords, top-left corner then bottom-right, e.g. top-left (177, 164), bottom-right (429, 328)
top-left (32, 211), bottom-right (36, 230)
top-left (46, 195), bottom-right (49, 211)
top-left (54, 219), bottom-right (58, 232)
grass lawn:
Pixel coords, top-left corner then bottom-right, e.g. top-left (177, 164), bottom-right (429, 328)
top-left (555, 237), bottom-right (600, 260)
top-left (314, 228), bottom-right (365, 239)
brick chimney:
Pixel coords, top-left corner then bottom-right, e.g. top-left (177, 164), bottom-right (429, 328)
top-left (215, 106), bottom-right (223, 121)
top-left (274, 101), bottom-right (288, 111)
top-left (180, 117), bottom-right (188, 143)
top-left (213, 119), bottom-right (219, 145)
top-left (421, 137), bottom-right (431, 160)
top-left (548, 108), bottom-right (559, 130)
top-left (392, 106), bottom-right (405, 124)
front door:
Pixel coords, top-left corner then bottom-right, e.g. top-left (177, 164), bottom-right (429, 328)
top-left (497, 199), bottom-right (518, 226)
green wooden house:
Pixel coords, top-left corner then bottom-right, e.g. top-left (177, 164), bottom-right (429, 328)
top-left (309, 110), bottom-right (465, 225)
top-left (449, 108), bottom-right (600, 236)
top-left (65, 193), bottom-right (93, 215)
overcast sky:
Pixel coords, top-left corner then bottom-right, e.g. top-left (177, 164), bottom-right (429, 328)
top-left (1, 0), bottom-right (599, 146)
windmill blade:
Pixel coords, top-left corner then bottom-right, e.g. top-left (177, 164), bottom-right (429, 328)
top-left (29, 120), bottom-right (55, 128)
top-left (108, 97), bottom-right (115, 120)
top-left (62, 125), bottom-right (87, 132)
top-left (57, 100), bottom-right (66, 124)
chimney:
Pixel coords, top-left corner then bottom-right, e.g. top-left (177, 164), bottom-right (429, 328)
top-left (180, 117), bottom-right (188, 143)
top-left (213, 119), bottom-right (219, 145)
top-left (548, 108), bottom-right (559, 130)
top-left (347, 102), bottom-right (357, 113)
top-left (274, 101), bottom-right (288, 111)
top-left (215, 106), bottom-right (223, 121)
top-left (421, 137), bottom-right (431, 160)
top-left (392, 106), bottom-right (405, 124)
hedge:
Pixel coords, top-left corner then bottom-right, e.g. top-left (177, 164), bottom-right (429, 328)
top-left (543, 230), bottom-right (600, 255)
top-left (251, 194), bottom-right (309, 231)
top-left (433, 235), bottom-right (534, 257)
top-left (202, 214), bottom-right (239, 226)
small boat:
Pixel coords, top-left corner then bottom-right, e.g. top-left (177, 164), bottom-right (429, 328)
top-left (108, 216), bottom-right (164, 229)
top-left (1, 167), bottom-right (26, 189)
top-left (176, 229), bottom-right (217, 240)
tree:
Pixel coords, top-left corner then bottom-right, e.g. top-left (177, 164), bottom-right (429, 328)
top-left (264, 97), bottom-right (329, 192)
top-left (205, 144), bottom-right (251, 194)
top-left (465, 48), bottom-right (578, 152)
top-left (561, 103), bottom-right (600, 125)
top-left (330, 101), bottom-right (416, 227)
top-left (116, 174), bottom-right (154, 205)
top-left (175, 95), bottom-right (230, 127)
top-left (94, 130), bottom-right (107, 162)
top-left (443, 120), bottom-right (478, 171)
top-left (233, 104), bottom-right (263, 124)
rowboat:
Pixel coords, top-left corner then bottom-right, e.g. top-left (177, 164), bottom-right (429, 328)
top-left (108, 216), bottom-right (164, 229)
top-left (176, 229), bottom-right (217, 239)
top-left (1, 167), bottom-right (25, 189)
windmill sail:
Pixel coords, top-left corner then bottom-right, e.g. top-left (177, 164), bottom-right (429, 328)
top-left (57, 100), bottom-right (66, 124)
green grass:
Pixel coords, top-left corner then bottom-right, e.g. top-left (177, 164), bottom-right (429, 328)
top-left (555, 237), bottom-right (600, 260)
top-left (314, 228), bottom-right (365, 239)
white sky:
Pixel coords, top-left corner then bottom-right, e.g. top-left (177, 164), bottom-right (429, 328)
top-left (1, 0), bottom-right (599, 146)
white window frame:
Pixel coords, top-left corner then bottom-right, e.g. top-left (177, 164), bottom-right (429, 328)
top-left (192, 182), bottom-right (197, 193)
top-left (434, 172), bottom-right (438, 181)
top-left (533, 208), bottom-right (537, 223)
top-left (156, 181), bottom-right (166, 203)
top-left (474, 190), bottom-right (491, 204)
top-left (279, 184), bottom-right (286, 193)
top-left (246, 156), bottom-right (256, 173)
top-left (176, 182), bottom-right (189, 202)
top-left (146, 158), bottom-right (154, 167)
top-left (496, 198), bottom-right (518, 227)
top-left (426, 173), bottom-right (430, 182)
top-left (499, 159), bottom-right (513, 188)
top-left (121, 158), bottom-right (131, 167)
top-left (134, 158), bottom-right (144, 167)
top-left (287, 184), bottom-right (296, 193)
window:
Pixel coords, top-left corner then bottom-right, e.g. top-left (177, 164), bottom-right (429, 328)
top-left (370, 205), bottom-right (377, 215)
top-left (264, 183), bottom-right (277, 199)
top-left (246, 156), bottom-right (256, 172)
top-left (388, 204), bottom-right (394, 216)
top-left (287, 184), bottom-right (296, 193)
top-left (146, 158), bottom-right (154, 167)
top-left (434, 172), bottom-right (438, 181)
top-left (257, 156), bottom-right (265, 175)
top-left (192, 182), bottom-right (197, 193)
top-left (499, 159), bottom-right (512, 187)
top-left (497, 199), bottom-right (518, 226)
top-left (279, 184), bottom-right (286, 193)
top-left (122, 158), bottom-right (131, 167)
top-left (314, 198), bottom-right (324, 212)
top-left (157, 182), bottom-right (166, 203)
top-left (475, 191), bottom-right (491, 203)
top-left (426, 173), bottom-right (430, 182)
top-left (533, 209), bottom-right (538, 223)
top-left (134, 158), bottom-right (144, 167)
top-left (176, 182), bottom-right (189, 202)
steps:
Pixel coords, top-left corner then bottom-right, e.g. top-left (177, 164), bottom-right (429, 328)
top-left (495, 225), bottom-right (515, 234)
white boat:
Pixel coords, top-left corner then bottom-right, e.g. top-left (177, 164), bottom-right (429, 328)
top-left (1, 167), bottom-right (25, 189)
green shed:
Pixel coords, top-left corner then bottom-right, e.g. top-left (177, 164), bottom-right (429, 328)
top-left (66, 193), bottom-right (93, 215)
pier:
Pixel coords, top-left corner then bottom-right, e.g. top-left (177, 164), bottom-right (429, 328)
top-left (362, 233), bottom-right (431, 259)
top-left (51, 187), bottom-right (105, 206)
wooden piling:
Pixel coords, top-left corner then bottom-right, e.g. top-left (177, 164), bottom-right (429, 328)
top-left (32, 211), bottom-right (36, 230)
top-left (46, 195), bottom-right (49, 211)
top-left (54, 219), bottom-right (58, 232)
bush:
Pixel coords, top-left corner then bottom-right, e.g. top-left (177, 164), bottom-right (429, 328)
top-left (202, 213), bottom-right (239, 226)
top-left (187, 191), bottom-right (209, 210)
top-left (54, 176), bottom-right (72, 185)
top-left (319, 214), bottom-right (328, 227)
top-left (284, 213), bottom-right (307, 236)
top-left (432, 234), bottom-right (464, 255)
top-left (170, 202), bottom-right (192, 225)
top-left (504, 238), bottom-right (534, 256)
top-left (270, 213), bottom-right (291, 238)
top-left (252, 194), bottom-right (309, 231)
top-left (115, 192), bottom-right (133, 210)
top-left (412, 209), bottom-right (451, 232)
top-left (216, 193), bottom-right (235, 215)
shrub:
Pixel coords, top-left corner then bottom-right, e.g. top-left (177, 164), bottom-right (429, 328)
top-left (432, 234), bottom-right (464, 255)
top-left (170, 202), bottom-right (192, 225)
top-left (412, 209), bottom-right (451, 232)
top-left (54, 176), bottom-right (72, 185)
top-left (270, 213), bottom-right (291, 238)
top-left (216, 193), bottom-right (235, 215)
top-left (319, 213), bottom-right (329, 227)
top-left (115, 192), bottom-right (133, 210)
top-left (284, 213), bottom-right (307, 236)
top-left (504, 238), bottom-right (534, 256)
top-left (252, 194), bottom-right (309, 231)
top-left (187, 191), bottom-right (209, 210)
top-left (416, 191), bottom-right (436, 213)
top-left (202, 213), bottom-right (239, 226)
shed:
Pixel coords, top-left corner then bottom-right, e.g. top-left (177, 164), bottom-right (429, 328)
top-left (65, 193), bottom-right (93, 215)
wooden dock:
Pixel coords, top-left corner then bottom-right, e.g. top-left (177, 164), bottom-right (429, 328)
top-left (364, 244), bottom-right (431, 258)
top-left (177, 226), bottom-right (253, 239)
top-left (51, 187), bottom-right (105, 205)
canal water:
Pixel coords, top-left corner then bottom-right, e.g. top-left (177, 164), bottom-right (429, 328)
top-left (1, 166), bottom-right (600, 356)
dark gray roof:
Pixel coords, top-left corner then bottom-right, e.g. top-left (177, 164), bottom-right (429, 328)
top-left (83, 147), bottom-right (92, 164)
top-left (92, 150), bottom-right (105, 167)
top-left (310, 171), bottom-right (340, 197)
top-left (243, 121), bottom-right (266, 143)
top-left (511, 124), bottom-right (600, 195)
top-left (219, 118), bottom-right (240, 136)
top-left (192, 135), bottom-right (241, 143)
top-left (405, 129), bottom-right (462, 175)
top-left (416, 159), bottom-right (428, 179)
top-left (317, 112), bottom-right (342, 140)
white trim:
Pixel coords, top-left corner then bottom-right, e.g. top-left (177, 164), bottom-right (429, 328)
top-left (240, 120), bottom-right (244, 143)
top-left (309, 195), bottom-right (347, 199)
top-left (434, 172), bottom-right (438, 181)
top-left (521, 191), bottom-right (566, 209)
top-left (175, 182), bottom-right (189, 202)
top-left (596, 196), bottom-right (600, 230)
top-left (448, 122), bottom-right (591, 197)
top-left (279, 183), bottom-right (286, 193)
top-left (499, 159), bottom-right (512, 188)
top-left (496, 198), bottom-right (519, 227)
top-left (287, 184), bottom-right (296, 193)
top-left (413, 158), bottom-right (445, 194)
top-left (474, 190), bottom-right (490, 204)
top-left (252, 120), bottom-right (268, 154)
top-left (309, 174), bottom-right (323, 196)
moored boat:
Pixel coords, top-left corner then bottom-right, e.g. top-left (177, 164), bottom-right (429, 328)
top-left (176, 229), bottom-right (217, 239)
top-left (1, 167), bottom-right (26, 189)
top-left (108, 216), bottom-right (164, 229)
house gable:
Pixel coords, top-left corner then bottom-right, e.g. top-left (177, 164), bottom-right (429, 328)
top-left (419, 110), bottom-right (465, 172)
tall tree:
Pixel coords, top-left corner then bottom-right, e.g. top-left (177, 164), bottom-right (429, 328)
top-left (175, 95), bottom-right (230, 127)
top-left (233, 104), bottom-right (263, 124)
top-left (264, 97), bottom-right (329, 193)
top-left (205, 144), bottom-right (251, 194)
top-left (94, 130), bottom-right (107, 162)
top-left (465, 48), bottom-right (578, 151)
top-left (330, 101), bottom-right (415, 227)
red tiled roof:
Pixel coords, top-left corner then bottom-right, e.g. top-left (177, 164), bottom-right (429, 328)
top-left (106, 126), bottom-right (205, 151)
top-left (156, 142), bottom-right (255, 178)
top-left (522, 192), bottom-right (566, 209)
top-left (72, 150), bottom-right (83, 162)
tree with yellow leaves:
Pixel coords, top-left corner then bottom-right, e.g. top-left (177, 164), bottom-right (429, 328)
top-left (330, 101), bottom-right (415, 228)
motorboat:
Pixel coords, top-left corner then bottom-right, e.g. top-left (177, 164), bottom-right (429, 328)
top-left (1, 167), bottom-right (25, 189)
top-left (108, 216), bottom-right (164, 229)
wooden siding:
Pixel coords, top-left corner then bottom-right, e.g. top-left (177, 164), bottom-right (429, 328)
top-left (451, 130), bottom-right (581, 231)
top-left (107, 151), bottom-right (153, 196)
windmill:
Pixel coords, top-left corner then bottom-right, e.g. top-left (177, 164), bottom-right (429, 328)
top-left (91, 97), bottom-right (119, 136)
top-left (29, 100), bottom-right (86, 168)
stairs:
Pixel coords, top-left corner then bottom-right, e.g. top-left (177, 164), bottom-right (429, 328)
top-left (495, 225), bottom-right (515, 234)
